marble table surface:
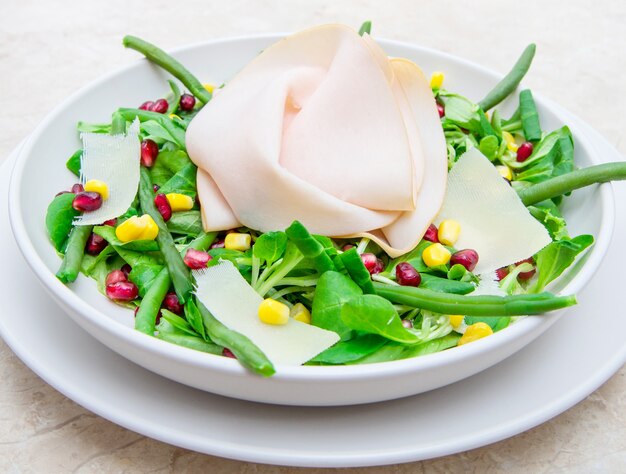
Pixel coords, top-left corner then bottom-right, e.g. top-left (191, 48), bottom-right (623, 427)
top-left (1, 0), bottom-right (624, 472)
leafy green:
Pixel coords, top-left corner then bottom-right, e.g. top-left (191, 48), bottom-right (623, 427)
top-left (465, 315), bottom-right (511, 331)
top-left (184, 298), bottom-right (207, 340)
top-left (528, 200), bottom-right (569, 240)
top-left (66, 149), bottom-right (82, 176)
top-left (167, 211), bottom-right (202, 237)
top-left (151, 150), bottom-right (193, 187)
top-left (358, 20), bottom-right (372, 36)
top-left (45, 193), bottom-right (80, 251)
top-left (311, 271), bottom-right (362, 341)
top-left (92, 226), bottom-right (160, 252)
top-left (286, 220), bottom-right (335, 273)
top-left (341, 295), bottom-right (420, 343)
top-left (310, 333), bottom-right (387, 364)
top-left (479, 135), bottom-right (499, 161)
top-left (166, 79), bottom-right (182, 115)
top-left (355, 333), bottom-right (461, 364)
top-left (338, 248), bottom-right (375, 294)
top-left (156, 318), bottom-right (221, 355)
top-left (157, 162), bottom-right (197, 197)
top-left (129, 263), bottom-right (164, 297)
top-left (160, 309), bottom-right (198, 337)
top-left (253, 231), bottom-right (287, 266)
top-left (531, 234), bottom-right (594, 293)
top-left (76, 122), bottom-right (110, 133)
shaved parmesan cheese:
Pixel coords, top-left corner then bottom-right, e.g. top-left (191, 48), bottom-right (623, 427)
top-left (436, 148), bottom-right (551, 274)
top-left (193, 261), bottom-right (339, 366)
top-left (75, 120), bottom-right (140, 225)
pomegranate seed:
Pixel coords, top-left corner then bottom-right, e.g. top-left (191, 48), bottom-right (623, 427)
top-left (163, 292), bottom-right (183, 315)
top-left (85, 232), bottom-right (107, 255)
top-left (515, 258), bottom-right (536, 280)
top-left (121, 264), bottom-right (132, 278)
top-left (179, 93), bottom-right (196, 111)
top-left (102, 218), bottom-right (117, 226)
top-left (210, 239), bottom-right (225, 249)
top-left (372, 259), bottom-right (384, 275)
top-left (153, 184), bottom-right (160, 192)
top-left (150, 98), bottom-right (169, 114)
top-left (141, 139), bottom-right (159, 167)
top-left (222, 348), bottom-right (237, 359)
top-left (71, 183), bottom-right (84, 194)
top-left (342, 244), bottom-right (355, 252)
top-left (184, 248), bottom-right (212, 269)
top-left (106, 281), bottom-right (138, 301)
top-left (495, 267), bottom-right (509, 281)
top-left (72, 192), bottom-right (102, 212)
top-left (437, 103), bottom-right (445, 118)
top-left (55, 190), bottom-right (71, 197)
top-left (139, 101), bottom-right (154, 111)
top-left (395, 262), bottom-right (421, 286)
top-left (401, 319), bottom-right (413, 329)
top-left (516, 142), bottom-right (534, 162)
top-left (424, 224), bottom-right (439, 243)
top-left (361, 253), bottom-right (377, 272)
top-left (105, 270), bottom-right (127, 286)
top-left (450, 249), bottom-right (479, 272)
top-left (154, 193), bottom-right (172, 222)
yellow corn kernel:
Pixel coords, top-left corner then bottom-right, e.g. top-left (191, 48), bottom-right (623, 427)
top-left (169, 113), bottom-right (181, 120)
top-left (258, 298), bottom-right (290, 325)
top-left (422, 243), bottom-right (451, 267)
top-left (502, 131), bottom-right (518, 152)
top-left (458, 322), bottom-right (493, 346)
top-left (496, 165), bottom-right (513, 181)
top-left (84, 179), bottom-right (109, 200)
top-left (290, 303), bottom-right (311, 324)
top-left (203, 83), bottom-right (215, 93)
top-left (137, 214), bottom-right (159, 240)
top-left (225, 233), bottom-right (252, 251)
top-left (449, 315), bottom-right (464, 329)
top-left (165, 193), bottom-right (194, 212)
top-left (430, 71), bottom-right (444, 89)
top-left (438, 219), bottom-right (461, 246)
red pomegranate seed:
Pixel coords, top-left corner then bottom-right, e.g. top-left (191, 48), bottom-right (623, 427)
top-left (515, 258), bottom-right (536, 280)
top-left (179, 93), bottom-right (196, 111)
top-left (372, 259), bottom-right (384, 275)
top-left (222, 348), bottom-right (237, 359)
top-left (106, 281), bottom-right (138, 301)
top-left (396, 262), bottom-right (421, 286)
top-left (140, 139), bottom-right (159, 167)
top-left (437, 103), bottom-right (445, 118)
top-left (450, 249), bottom-right (479, 272)
top-left (401, 319), bottom-right (413, 329)
top-left (184, 248), bottom-right (212, 269)
top-left (153, 184), bottom-right (160, 192)
top-left (121, 264), bottom-right (132, 278)
top-left (71, 183), bottom-right (84, 194)
top-left (139, 101), bottom-right (154, 111)
top-left (72, 192), bottom-right (102, 212)
top-left (85, 232), bottom-right (107, 255)
top-left (210, 239), bottom-right (225, 249)
top-left (495, 267), bottom-right (509, 281)
top-left (102, 218), bottom-right (117, 226)
top-left (154, 193), bottom-right (172, 222)
top-left (424, 224), bottom-right (439, 243)
top-left (361, 253), bottom-right (377, 271)
top-left (342, 244), bottom-right (355, 252)
top-left (105, 270), bottom-right (127, 286)
top-left (163, 292), bottom-right (183, 315)
top-left (150, 98), bottom-right (169, 114)
top-left (516, 142), bottom-right (534, 162)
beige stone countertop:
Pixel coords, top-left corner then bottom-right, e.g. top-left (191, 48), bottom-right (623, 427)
top-left (1, 1), bottom-right (625, 472)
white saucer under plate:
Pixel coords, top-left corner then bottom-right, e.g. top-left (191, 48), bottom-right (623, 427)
top-left (1, 107), bottom-right (624, 468)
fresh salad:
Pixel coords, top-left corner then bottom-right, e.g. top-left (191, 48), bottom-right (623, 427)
top-left (45, 23), bottom-right (626, 376)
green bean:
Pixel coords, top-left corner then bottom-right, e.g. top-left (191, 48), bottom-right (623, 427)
top-left (197, 301), bottom-right (275, 376)
top-left (186, 231), bottom-right (218, 251)
top-left (56, 224), bottom-right (93, 283)
top-left (358, 21), bottom-right (372, 36)
top-left (518, 162), bottom-right (626, 206)
top-left (123, 35), bottom-right (212, 104)
top-left (285, 220), bottom-right (335, 273)
top-left (157, 330), bottom-right (222, 355)
top-left (519, 89), bottom-right (541, 141)
top-left (478, 44), bottom-right (536, 111)
top-left (138, 167), bottom-right (193, 302)
top-left (110, 111), bottom-right (127, 134)
top-left (374, 282), bottom-right (576, 316)
top-left (135, 268), bottom-right (170, 334)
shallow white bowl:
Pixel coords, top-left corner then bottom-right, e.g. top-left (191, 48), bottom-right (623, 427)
top-left (8, 34), bottom-right (614, 406)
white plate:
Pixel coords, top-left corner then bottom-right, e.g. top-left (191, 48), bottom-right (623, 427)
top-left (6, 34), bottom-right (615, 405)
top-left (1, 106), bottom-right (624, 468)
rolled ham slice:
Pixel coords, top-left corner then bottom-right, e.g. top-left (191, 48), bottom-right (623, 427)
top-left (186, 24), bottom-right (447, 257)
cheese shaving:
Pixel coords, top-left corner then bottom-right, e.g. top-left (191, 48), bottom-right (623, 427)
top-left (193, 261), bottom-right (340, 366)
top-left (75, 119), bottom-right (140, 225)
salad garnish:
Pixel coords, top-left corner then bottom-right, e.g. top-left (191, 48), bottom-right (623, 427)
top-left (44, 22), bottom-right (626, 376)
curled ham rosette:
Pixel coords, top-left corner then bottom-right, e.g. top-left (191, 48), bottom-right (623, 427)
top-left (186, 24), bottom-right (447, 257)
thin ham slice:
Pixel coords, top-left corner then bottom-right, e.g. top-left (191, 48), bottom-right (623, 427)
top-left (186, 24), bottom-right (447, 256)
